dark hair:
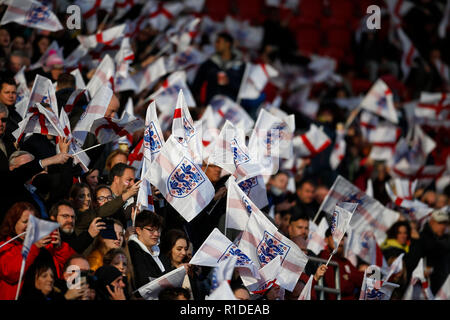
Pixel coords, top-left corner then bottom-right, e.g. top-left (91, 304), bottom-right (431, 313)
top-left (69, 182), bottom-right (93, 211)
top-left (103, 248), bottom-right (127, 266)
top-left (158, 287), bottom-right (191, 300)
top-left (217, 31), bottom-right (234, 46)
top-left (0, 77), bottom-right (17, 89)
top-left (296, 178), bottom-right (316, 190)
top-left (0, 202), bottom-right (39, 241)
top-left (386, 221), bottom-right (411, 241)
top-left (94, 184), bottom-right (112, 197)
top-left (49, 199), bottom-right (74, 219)
top-left (105, 149), bottom-right (129, 172)
top-left (160, 229), bottom-right (189, 261)
top-left (271, 171), bottom-right (289, 180)
top-left (109, 163), bottom-right (135, 183)
top-left (20, 256), bottom-right (57, 299)
top-left (289, 206), bottom-right (309, 223)
top-left (56, 73), bottom-right (76, 90)
top-left (135, 211), bottom-right (163, 230)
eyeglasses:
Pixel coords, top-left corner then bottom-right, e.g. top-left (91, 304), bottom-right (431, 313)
top-left (0, 117), bottom-right (7, 123)
top-left (57, 214), bottom-right (75, 220)
top-left (97, 196), bottom-right (113, 202)
top-left (143, 227), bottom-right (161, 234)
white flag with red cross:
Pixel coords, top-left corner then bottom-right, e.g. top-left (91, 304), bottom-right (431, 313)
top-left (27, 74), bottom-right (59, 117)
top-left (292, 124), bottom-right (331, 158)
top-left (397, 27), bottom-right (420, 81)
top-left (86, 54), bottom-right (115, 98)
top-left (145, 1), bottom-right (184, 31)
top-left (90, 113), bottom-right (144, 145)
top-left (76, 0), bottom-right (115, 34)
top-left (415, 92), bottom-right (450, 122)
top-left (137, 265), bottom-right (186, 300)
top-left (367, 121), bottom-right (401, 162)
top-left (238, 62), bottom-right (278, 100)
top-left (435, 275), bottom-right (450, 300)
top-left (209, 95), bottom-right (255, 134)
top-left (77, 24), bottom-right (127, 49)
top-left (403, 258), bottom-right (434, 300)
top-left (0, 0), bottom-right (63, 32)
top-left (330, 125), bottom-right (346, 170)
top-left (138, 57), bottom-right (167, 93)
top-left (360, 79), bottom-right (398, 124)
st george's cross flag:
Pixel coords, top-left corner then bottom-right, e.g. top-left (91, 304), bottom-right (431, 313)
top-left (403, 258), bottom-right (434, 300)
top-left (208, 120), bottom-right (262, 182)
top-left (239, 206), bottom-right (309, 292)
top-left (298, 274), bottom-right (314, 300)
top-left (307, 217), bottom-right (329, 255)
top-left (90, 113), bottom-right (144, 145)
top-left (435, 275), bottom-right (450, 300)
top-left (367, 121), bottom-right (401, 162)
top-left (77, 24), bottom-right (127, 49)
top-left (115, 37), bottom-right (135, 79)
top-left (75, 0), bottom-right (115, 34)
top-left (245, 255), bottom-right (283, 295)
top-left (330, 124), bottom-right (346, 170)
top-left (360, 79), bottom-right (398, 124)
top-left (384, 252), bottom-right (404, 282)
top-left (292, 123), bottom-right (331, 158)
top-left (238, 175), bottom-right (269, 210)
top-left (360, 268), bottom-right (400, 300)
top-left (210, 95), bottom-right (255, 134)
top-left (0, 0), bottom-right (63, 32)
top-left (145, 1), bottom-right (185, 31)
top-left (137, 57), bottom-right (167, 93)
top-left (73, 86), bottom-right (113, 146)
top-left (137, 265), bottom-right (186, 300)
top-left (86, 54), bottom-right (115, 98)
top-left (315, 175), bottom-right (400, 245)
top-left (128, 138), bottom-right (145, 176)
top-left (145, 135), bottom-right (214, 222)
top-left (397, 27), bottom-right (420, 81)
top-left (415, 92), bottom-right (450, 122)
top-left (167, 17), bottom-right (201, 53)
top-left (12, 103), bottom-right (61, 141)
top-left (359, 110), bottom-right (379, 141)
top-left (238, 62), bottom-right (278, 100)
top-left (189, 228), bottom-right (259, 278)
top-left (225, 176), bottom-right (261, 231)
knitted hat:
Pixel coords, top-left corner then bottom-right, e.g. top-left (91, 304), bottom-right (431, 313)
top-left (45, 49), bottom-right (63, 68)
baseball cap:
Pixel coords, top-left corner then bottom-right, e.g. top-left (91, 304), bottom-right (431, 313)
top-left (431, 206), bottom-right (449, 223)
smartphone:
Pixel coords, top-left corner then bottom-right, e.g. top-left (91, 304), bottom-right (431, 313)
top-left (99, 218), bottom-right (117, 240)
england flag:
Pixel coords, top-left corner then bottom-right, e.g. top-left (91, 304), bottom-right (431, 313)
top-left (86, 54), bottom-right (115, 98)
top-left (238, 62), bottom-right (278, 100)
top-left (137, 265), bottom-right (186, 300)
top-left (292, 124), bottom-right (331, 158)
top-left (77, 24), bottom-right (127, 49)
top-left (360, 79), bottom-right (398, 124)
top-left (238, 175), bottom-right (269, 210)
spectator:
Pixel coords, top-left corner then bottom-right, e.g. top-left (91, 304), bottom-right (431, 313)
top-left (230, 282), bottom-right (250, 300)
top-left (287, 209), bottom-right (310, 241)
top-left (158, 287), bottom-right (190, 300)
top-left (0, 77), bottom-right (19, 135)
top-left (295, 179), bottom-right (317, 221)
top-left (104, 149), bottom-right (129, 180)
top-left (81, 168), bottom-right (100, 194)
top-left (94, 265), bottom-right (127, 300)
top-left (103, 248), bottom-right (133, 299)
top-left (94, 185), bottom-right (114, 208)
top-left (0, 103), bottom-right (16, 172)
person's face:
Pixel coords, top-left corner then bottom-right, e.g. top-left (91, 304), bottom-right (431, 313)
top-left (38, 37), bottom-right (50, 54)
top-left (50, 67), bottom-right (64, 81)
top-left (205, 164), bottom-right (221, 183)
top-left (171, 238), bottom-right (188, 266)
top-left (137, 225), bottom-right (161, 250)
top-left (234, 288), bottom-right (250, 300)
top-left (96, 188), bottom-right (113, 207)
top-left (0, 30), bottom-right (10, 47)
top-left (110, 154), bottom-right (128, 172)
top-left (55, 205), bottom-right (76, 234)
top-left (430, 219), bottom-right (448, 238)
top-left (75, 187), bottom-right (91, 211)
top-left (396, 226), bottom-right (409, 246)
top-left (435, 195), bottom-right (448, 209)
top-left (214, 37), bottom-right (230, 55)
top-left (15, 209), bottom-right (34, 239)
top-left (86, 169), bottom-right (99, 189)
top-left (0, 111), bottom-right (7, 136)
top-left (315, 187), bottom-right (329, 204)
top-left (109, 275), bottom-right (126, 291)
top-left (111, 253), bottom-right (128, 276)
top-left (35, 268), bottom-right (54, 296)
top-left (103, 224), bottom-right (124, 250)
top-left (115, 168), bottom-right (135, 194)
top-left (175, 294), bottom-right (188, 300)
top-left (288, 219), bottom-right (309, 240)
top-left (63, 258), bottom-right (90, 281)
top-left (280, 214), bottom-right (291, 235)
top-left (9, 55), bottom-right (23, 74)
top-left (105, 94), bottom-right (119, 118)
top-left (327, 235), bottom-right (346, 256)
top-left (0, 83), bottom-right (17, 106)
top-left (9, 154), bottom-right (33, 170)
top-left (297, 183), bottom-right (315, 204)
top-left (270, 174), bottom-right (288, 192)
top-left (12, 37), bottom-right (25, 51)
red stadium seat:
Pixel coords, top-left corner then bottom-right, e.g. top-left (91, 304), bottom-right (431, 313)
top-left (328, 0), bottom-right (355, 20)
top-left (235, 0), bottom-right (265, 23)
top-left (204, 0), bottom-right (232, 21)
top-left (296, 28), bottom-right (322, 54)
top-left (326, 28), bottom-right (352, 49)
top-left (351, 78), bottom-right (373, 95)
top-left (320, 17), bottom-right (348, 30)
top-left (299, 0), bottom-right (324, 19)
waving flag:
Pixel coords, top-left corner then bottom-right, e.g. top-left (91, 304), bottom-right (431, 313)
top-left (307, 217), bottom-right (329, 255)
top-left (144, 1), bottom-right (184, 31)
top-left (167, 17), bottom-right (201, 52)
top-left (330, 203), bottom-right (357, 254)
top-left (196, 106), bottom-right (220, 161)
top-left (209, 255), bottom-right (237, 292)
top-left (27, 74), bottom-right (59, 117)
top-left (224, 16), bottom-right (264, 50)
top-left (238, 62), bottom-right (278, 100)
top-left (397, 27), bottom-right (420, 81)
top-left (114, 37), bottom-right (135, 79)
top-left (415, 92), bottom-right (450, 122)
top-left (78, 24), bottom-right (127, 49)
top-left (298, 275), bottom-right (314, 300)
top-left (246, 256), bottom-right (283, 295)
top-left (367, 121), bottom-right (401, 161)
top-left (65, 44), bottom-right (89, 68)
top-left (138, 57), bottom-right (167, 93)
top-left (435, 275), bottom-right (450, 300)
top-left (76, 0), bottom-right (115, 33)
top-left (205, 281), bottom-right (237, 300)
top-left (239, 206), bottom-right (309, 292)
top-left (403, 258), bottom-right (434, 300)
top-left (238, 175), bottom-right (269, 210)
top-left (1, 0), bottom-right (63, 32)
top-left (359, 110), bottom-right (379, 140)
top-left (22, 214), bottom-right (59, 259)
top-left (384, 253), bottom-right (404, 282)
top-left (385, 0), bottom-right (414, 27)
top-left (90, 113), bottom-right (144, 145)
top-left (86, 54), bottom-right (115, 97)
top-left (73, 86), bottom-right (113, 145)
top-left (29, 41), bottom-right (63, 71)
top-left (315, 175), bottom-right (400, 244)
top-left (360, 268), bottom-right (400, 300)
top-left (143, 101), bottom-right (165, 163)
top-left (292, 124), bottom-right (331, 158)
top-left (330, 125), bottom-right (346, 170)
top-left (165, 46), bottom-right (207, 73)
top-left (137, 265), bottom-right (186, 300)
top-left (390, 158), bottom-right (446, 189)
top-left (128, 138), bottom-right (144, 175)
top-left (146, 135), bottom-right (214, 222)
top-left (210, 95), bottom-right (255, 134)
top-left (360, 79), bottom-right (398, 124)
top-left (189, 228), bottom-right (259, 278)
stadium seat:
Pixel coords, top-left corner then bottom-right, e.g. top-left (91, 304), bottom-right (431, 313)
top-left (204, 0), bottom-right (232, 21)
top-left (326, 28), bottom-right (352, 49)
top-left (235, 0), bottom-right (265, 24)
top-left (299, 0), bottom-right (324, 20)
top-left (296, 28), bottom-right (322, 54)
top-left (327, 0), bottom-right (355, 21)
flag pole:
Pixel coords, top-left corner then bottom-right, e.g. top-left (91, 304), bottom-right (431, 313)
top-left (344, 105), bottom-right (362, 131)
top-left (0, 232), bottom-right (26, 250)
top-left (325, 252), bottom-right (334, 267)
top-left (236, 62), bottom-right (250, 106)
top-left (15, 257), bottom-right (26, 300)
top-left (71, 143), bottom-right (102, 156)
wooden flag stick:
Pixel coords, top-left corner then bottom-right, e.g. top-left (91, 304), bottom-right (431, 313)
top-left (344, 105), bottom-right (362, 131)
top-left (71, 143), bottom-right (102, 156)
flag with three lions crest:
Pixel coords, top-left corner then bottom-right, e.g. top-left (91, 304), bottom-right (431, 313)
top-left (146, 135), bottom-right (214, 222)
top-left (239, 206), bottom-right (309, 292)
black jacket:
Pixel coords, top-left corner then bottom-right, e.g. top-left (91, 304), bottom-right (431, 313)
top-left (0, 132), bottom-right (17, 173)
top-left (60, 229), bottom-right (94, 254)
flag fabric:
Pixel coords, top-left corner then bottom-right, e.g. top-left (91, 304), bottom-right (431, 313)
top-left (360, 79), bottom-right (398, 124)
top-left (435, 275), bottom-right (450, 300)
top-left (367, 121), bottom-right (401, 162)
top-left (137, 265), bottom-right (186, 300)
top-left (439, 0), bottom-right (450, 38)
top-left (359, 110), bottom-right (379, 141)
top-left (225, 176), bottom-right (260, 231)
top-left (209, 255), bottom-right (237, 292)
top-left (330, 125), bottom-right (346, 170)
top-left (434, 58), bottom-right (450, 84)
top-left (146, 1), bottom-right (184, 31)
top-left (27, 74), bottom-right (59, 117)
top-left (330, 202), bottom-right (357, 254)
top-left (145, 135), bottom-right (214, 222)
top-left (167, 17), bottom-right (201, 52)
top-left (196, 105), bottom-right (220, 161)
top-left (385, 0), bottom-right (414, 27)
top-left (390, 159), bottom-right (446, 189)
top-left (70, 69), bottom-right (87, 90)
top-left (292, 124), bottom-right (332, 158)
top-left (238, 62), bottom-right (278, 100)
top-left (136, 176), bottom-right (155, 213)
top-left (403, 258), bottom-right (434, 300)
top-left (307, 217), bottom-right (329, 255)
top-left (205, 281), bottom-right (237, 300)
top-left (415, 92), bottom-right (450, 122)
top-left (365, 179), bottom-right (374, 198)
top-left (384, 253), bottom-right (404, 282)
top-left (76, 0), bottom-right (115, 34)
top-left (209, 120), bottom-right (262, 182)
top-left (86, 54), bottom-right (115, 98)
top-left (29, 40), bottom-right (62, 70)
top-left (22, 214), bottom-right (59, 259)
top-left (298, 275), bottom-right (314, 300)
top-left (77, 24), bottom-right (127, 49)
top-left (238, 175), bottom-right (269, 210)
top-left (315, 175), bottom-right (400, 244)
top-left (143, 101), bottom-right (165, 163)
top-left (73, 86), bottom-right (113, 146)
top-left (189, 228), bottom-right (259, 278)
top-left (245, 255), bottom-right (283, 294)
top-left (210, 95), bottom-right (255, 134)
top-left (128, 138), bottom-right (144, 175)
top-left (1, 0), bottom-right (63, 32)
top-left (90, 113), bottom-right (144, 144)
top-left (239, 206), bottom-right (309, 292)
top-left (115, 37), bottom-right (135, 79)
top-left (165, 46), bottom-right (207, 73)
top-left (138, 57), bottom-right (167, 93)
top-left (397, 27), bottom-right (420, 81)
top-left (360, 269), bottom-right (400, 300)
top-left (224, 16), bottom-right (264, 50)
top-left (65, 44), bottom-right (89, 68)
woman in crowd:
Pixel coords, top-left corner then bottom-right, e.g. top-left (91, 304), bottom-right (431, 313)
top-left (94, 265), bottom-right (127, 300)
top-left (103, 248), bottom-right (133, 299)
